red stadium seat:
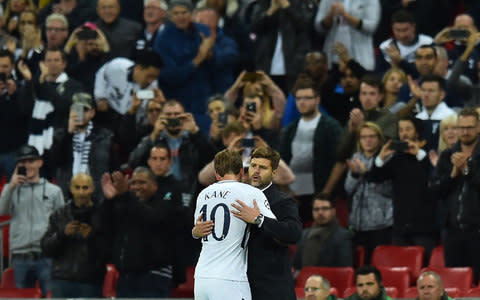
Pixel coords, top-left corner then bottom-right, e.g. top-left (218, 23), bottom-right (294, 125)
top-left (354, 246), bottom-right (365, 268)
top-left (371, 246), bottom-right (424, 282)
top-left (296, 267), bottom-right (354, 297)
top-left (343, 286), bottom-right (398, 298)
top-left (377, 267), bottom-right (410, 297)
top-left (465, 288), bottom-right (480, 297)
top-left (103, 264), bottom-right (119, 298)
top-left (428, 246), bottom-right (445, 267)
top-left (0, 288), bottom-right (42, 298)
top-left (0, 268), bottom-right (16, 288)
top-left (170, 266), bottom-right (195, 298)
top-left (404, 287), bottom-right (462, 298)
top-left (295, 287), bottom-right (338, 299)
top-left (420, 267), bottom-right (473, 292)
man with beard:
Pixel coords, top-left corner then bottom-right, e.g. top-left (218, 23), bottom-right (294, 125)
top-left (280, 77), bottom-right (342, 220)
top-left (129, 100), bottom-right (216, 199)
top-left (345, 266), bottom-right (392, 300)
top-left (432, 107), bottom-right (480, 280)
top-left (370, 117), bottom-right (438, 261)
top-left (66, 22), bottom-right (110, 94)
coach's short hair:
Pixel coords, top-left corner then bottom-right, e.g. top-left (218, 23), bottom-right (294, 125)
top-left (214, 149), bottom-right (243, 177)
top-left (251, 146), bottom-right (280, 170)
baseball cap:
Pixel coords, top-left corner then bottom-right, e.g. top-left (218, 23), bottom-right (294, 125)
top-left (72, 92), bottom-right (95, 109)
top-left (169, 0), bottom-right (193, 11)
top-left (17, 145), bottom-right (41, 162)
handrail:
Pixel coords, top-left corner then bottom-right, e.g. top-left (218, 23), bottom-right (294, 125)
top-left (0, 219), bottom-right (10, 272)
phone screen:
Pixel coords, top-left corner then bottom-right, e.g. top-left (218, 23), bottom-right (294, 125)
top-left (17, 166), bottom-right (27, 176)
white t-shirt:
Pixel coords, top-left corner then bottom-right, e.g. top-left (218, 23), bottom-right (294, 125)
top-left (194, 180), bottom-right (276, 282)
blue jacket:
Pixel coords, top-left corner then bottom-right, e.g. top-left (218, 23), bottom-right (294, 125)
top-left (153, 23), bottom-right (212, 114)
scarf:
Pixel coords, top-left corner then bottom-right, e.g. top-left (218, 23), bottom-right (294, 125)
top-left (72, 121), bottom-right (93, 175)
top-left (302, 218), bottom-right (339, 267)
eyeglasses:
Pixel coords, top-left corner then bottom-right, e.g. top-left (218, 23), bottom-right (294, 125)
top-left (46, 27), bottom-right (67, 32)
top-left (305, 287), bottom-right (321, 292)
top-left (296, 96), bottom-right (316, 101)
top-left (457, 126), bottom-right (476, 131)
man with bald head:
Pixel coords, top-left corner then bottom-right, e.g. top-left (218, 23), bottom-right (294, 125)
top-left (304, 275), bottom-right (333, 300)
top-left (42, 173), bottom-right (110, 298)
top-left (95, 0), bottom-right (142, 59)
top-left (435, 13), bottom-right (480, 83)
top-left (416, 271), bottom-right (451, 300)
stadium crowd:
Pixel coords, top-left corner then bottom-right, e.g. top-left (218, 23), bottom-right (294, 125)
top-left (0, 0), bottom-right (480, 298)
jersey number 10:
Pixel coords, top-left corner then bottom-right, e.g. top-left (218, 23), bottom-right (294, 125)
top-left (200, 204), bottom-right (230, 242)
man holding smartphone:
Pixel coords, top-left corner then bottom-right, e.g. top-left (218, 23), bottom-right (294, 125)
top-left (0, 145), bottom-right (64, 297)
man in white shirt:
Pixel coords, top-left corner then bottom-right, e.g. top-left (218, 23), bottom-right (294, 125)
top-left (193, 149), bottom-right (275, 300)
top-left (415, 74), bottom-right (455, 151)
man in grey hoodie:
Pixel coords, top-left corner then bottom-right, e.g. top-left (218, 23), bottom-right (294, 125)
top-left (0, 145), bottom-right (64, 297)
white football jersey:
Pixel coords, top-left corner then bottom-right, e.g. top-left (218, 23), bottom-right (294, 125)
top-left (194, 180), bottom-right (275, 281)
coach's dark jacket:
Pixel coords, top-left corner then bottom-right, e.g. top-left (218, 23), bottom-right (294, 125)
top-left (247, 183), bottom-right (302, 300)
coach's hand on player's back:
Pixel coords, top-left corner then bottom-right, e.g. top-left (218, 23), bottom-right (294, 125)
top-left (193, 213), bottom-right (214, 238)
top-left (231, 199), bottom-right (260, 224)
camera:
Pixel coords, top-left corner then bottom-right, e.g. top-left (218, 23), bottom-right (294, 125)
top-left (242, 138), bottom-right (255, 148)
top-left (246, 102), bottom-right (256, 113)
top-left (390, 140), bottom-right (409, 152)
top-left (77, 28), bottom-right (98, 41)
top-left (449, 29), bottom-right (470, 40)
top-left (167, 118), bottom-right (180, 127)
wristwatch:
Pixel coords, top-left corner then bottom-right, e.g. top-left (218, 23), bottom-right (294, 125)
top-left (253, 214), bottom-right (264, 225)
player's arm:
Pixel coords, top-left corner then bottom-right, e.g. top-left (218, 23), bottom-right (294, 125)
top-left (192, 213), bottom-right (214, 239)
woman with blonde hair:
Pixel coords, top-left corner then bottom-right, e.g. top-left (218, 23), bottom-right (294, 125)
top-left (382, 67), bottom-right (407, 114)
top-left (345, 121), bottom-right (393, 263)
top-left (429, 113), bottom-right (458, 166)
top-left (5, 0), bottom-right (36, 38)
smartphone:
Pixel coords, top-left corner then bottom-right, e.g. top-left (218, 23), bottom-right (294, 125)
top-left (17, 166), bottom-right (27, 176)
top-left (136, 89), bottom-right (155, 100)
top-left (390, 140), bottom-right (409, 152)
top-left (242, 138), bottom-right (255, 148)
top-left (449, 29), bottom-right (470, 40)
top-left (242, 72), bottom-right (262, 82)
top-left (77, 28), bottom-right (98, 41)
top-left (71, 102), bottom-right (84, 124)
top-left (246, 102), bottom-right (256, 113)
top-left (217, 112), bottom-right (228, 128)
top-left (0, 73), bottom-right (7, 83)
top-left (167, 118), bottom-right (180, 127)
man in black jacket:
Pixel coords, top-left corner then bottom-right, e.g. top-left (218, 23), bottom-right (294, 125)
top-left (50, 93), bottom-right (118, 201)
top-left (101, 168), bottom-right (184, 297)
top-left (232, 146), bottom-right (302, 300)
top-left (41, 173), bottom-right (110, 298)
top-left (432, 107), bottom-right (480, 280)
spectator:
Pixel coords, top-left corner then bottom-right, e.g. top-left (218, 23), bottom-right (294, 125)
top-left (135, 0), bottom-right (168, 54)
top-left (93, 49), bottom-right (163, 132)
top-left (129, 100), bottom-right (216, 198)
top-left (65, 22), bottom-right (110, 95)
top-left (205, 94), bottom-right (231, 147)
top-left (371, 117), bottom-right (438, 261)
top-left (0, 50), bottom-right (31, 179)
top-left (314, 0), bottom-right (380, 70)
top-left (4, 0), bottom-right (36, 39)
top-left (415, 75), bottom-right (455, 151)
top-left (304, 275), bottom-right (335, 300)
top-left (0, 145), bottom-right (64, 297)
top-left (376, 10), bottom-right (433, 76)
top-left (345, 266), bottom-right (391, 300)
top-left (344, 122), bottom-right (393, 263)
top-left (293, 193), bottom-right (353, 270)
top-left (37, 0), bottom-right (96, 33)
top-left (435, 13), bottom-right (480, 83)
top-left (101, 168), bottom-right (184, 297)
top-left (432, 107), bottom-right (480, 280)
top-left (0, 10), bottom-right (17, 54)
top-left (16, 9), bottom-right (43, 76)
top-left (95, 0), bottom-right (142, 59)
top-left (323, 74), bottom-right (397, 196)
top-left (250, 0), bottom-right (313, 93)
top-left (280, 77), bottom-right (342, 220)
top-left (41, 173), bottom-right (110, 298)
top-left (382, 68), bottom-right (407, 114)
top-left (194, 7), bottom-right (239, 94)
top-left (45, 13), bottom-right (70, 49)
top-left (153, 0), bottom-right (215, 132)
top-left (429, 114), bottom-right (458, 167)
top-left (416, 271), bottom-right (451, 300)
top-left (50, 92), bottom-right (118, 201)
top-left (226, 70), bottom-right (286, 130)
